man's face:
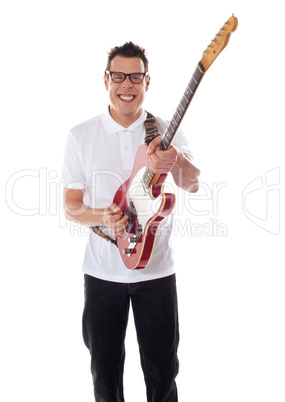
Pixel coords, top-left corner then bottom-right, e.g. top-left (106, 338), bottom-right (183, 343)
top-left (104, 56), bottom-right (150, 126)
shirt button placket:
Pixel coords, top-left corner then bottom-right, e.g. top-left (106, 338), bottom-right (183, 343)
top-left (121, 130), bottom-right (133, 171)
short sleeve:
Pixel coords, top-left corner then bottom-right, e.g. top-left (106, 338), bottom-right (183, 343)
top-left (60, 131), bottom-right (86, 189)
top-left (172, 127), bottom-right (193, 158)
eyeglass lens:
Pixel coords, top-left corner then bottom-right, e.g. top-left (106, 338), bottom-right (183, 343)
top-left (111, 72), bottom-right (144, 84)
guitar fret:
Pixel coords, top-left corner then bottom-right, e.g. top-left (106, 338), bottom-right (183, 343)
top-left (187, 83), bottom-right (194, 94)
top-left (167, 124), bottom-right (174, 135)
top-left (183, 93), bottom-right (190, 103)
top-left (175, 110), bottom-right (182, 125)
top-left (161, 138), bottom-right (168, 150)
top-left (192, 74), bottom-right (198, 84)
top-left (180, 98), bottom-right (189, 110)
top-left (165, 129), bottom-right (170, 138)
top-left (165, 133), bottom-right (170, 142)
top-left (143, 166), bottom-right (154, 188)
top-left (172, 115), bottom-right (179, 126)
top-left (197, 63), bottom-right (204, 74)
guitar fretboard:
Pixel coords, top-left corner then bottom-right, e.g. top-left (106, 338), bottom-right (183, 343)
top-left (143, 61), bottom-right (205, 189)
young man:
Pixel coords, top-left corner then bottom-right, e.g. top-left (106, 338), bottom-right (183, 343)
top-left (61, 42), bottom-right (200, 401)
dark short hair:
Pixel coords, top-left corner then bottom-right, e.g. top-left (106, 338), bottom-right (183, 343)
top-left (106, 41), bottom-right (149, 72)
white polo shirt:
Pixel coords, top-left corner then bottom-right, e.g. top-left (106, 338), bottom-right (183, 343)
top-left (61, 108), bottom-right (192, 283)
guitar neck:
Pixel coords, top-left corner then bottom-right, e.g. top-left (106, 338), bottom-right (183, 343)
top-left (160, 61), bottom-right (205, 151)
top-left (143, 61), bottom-right (205, 189)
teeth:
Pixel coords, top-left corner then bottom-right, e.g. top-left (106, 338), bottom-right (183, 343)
top-left (119, 95), bottom-right (134, 101)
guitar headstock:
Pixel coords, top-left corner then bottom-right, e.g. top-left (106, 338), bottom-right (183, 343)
top-left (201, 15), bottom-right (238, 71)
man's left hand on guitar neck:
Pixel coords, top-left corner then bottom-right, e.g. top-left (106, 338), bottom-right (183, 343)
top-left (147, 136), bottom-right (200, 193)
top-left (147, 136), bottom-right (178, 174)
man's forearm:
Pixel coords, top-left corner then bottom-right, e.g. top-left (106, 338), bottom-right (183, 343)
top-left (64, 199), bottom-right (105, 226)
top-left (171, 150), bottom-right (200, 192)
top-left (63, 187), bottom-right (128, 236)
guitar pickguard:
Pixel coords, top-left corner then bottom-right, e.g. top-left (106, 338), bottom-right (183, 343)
top-left (127, 167), bottom-right (163, 233)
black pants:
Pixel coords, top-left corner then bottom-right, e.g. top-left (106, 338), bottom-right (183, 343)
top-left (83, 274), bottom-right (179, 402)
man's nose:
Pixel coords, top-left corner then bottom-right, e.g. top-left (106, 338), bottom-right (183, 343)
top-left (122, 76), bottom-right (133, 87)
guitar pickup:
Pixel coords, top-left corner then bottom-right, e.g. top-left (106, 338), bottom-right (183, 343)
top-left (128, 236), bottom-right (140, 243)
top-left (123, 248), bottom-right (137, 255)
top-left (124, 201), bottom-right (138, 233)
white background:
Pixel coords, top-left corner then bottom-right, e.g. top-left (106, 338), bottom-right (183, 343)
top-left (1, 0), bottom-right (284, 401)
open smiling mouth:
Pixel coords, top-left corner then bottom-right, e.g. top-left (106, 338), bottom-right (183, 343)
top-left (118, 95), bottom-right (136, 102)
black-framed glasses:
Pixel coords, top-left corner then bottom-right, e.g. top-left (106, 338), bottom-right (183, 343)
top-left (105, 70), bottom-right (149, 84)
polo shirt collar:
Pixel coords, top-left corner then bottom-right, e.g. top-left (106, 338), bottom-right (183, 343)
top-left (101, 106), bottom-right (147, 135)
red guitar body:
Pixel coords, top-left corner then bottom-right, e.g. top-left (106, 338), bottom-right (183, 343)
top-left (113, 144), bottom-right (175, 269)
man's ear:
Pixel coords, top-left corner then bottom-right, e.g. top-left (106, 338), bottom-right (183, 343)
top-left (145, 75), bottom-right (151, 92)
top-left (104, 74), bottom-right (109, 90)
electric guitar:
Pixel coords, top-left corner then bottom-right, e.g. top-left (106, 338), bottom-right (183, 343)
top-left (113, 15), bottom-right (238, 269)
